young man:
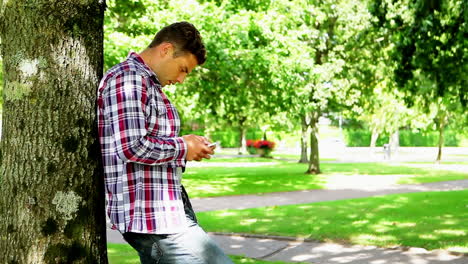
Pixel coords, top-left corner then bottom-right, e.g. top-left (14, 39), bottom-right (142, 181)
top-left (97, 22), bottom-right (233, 263)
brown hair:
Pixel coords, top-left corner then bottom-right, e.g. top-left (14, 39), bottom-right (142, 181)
top-left (149, 21), bottom-right (206, 65)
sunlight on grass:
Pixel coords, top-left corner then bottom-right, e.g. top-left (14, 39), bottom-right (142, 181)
top-left (352, 220), bottom-right (369, 225)
top-left (347, 214), bottom-right (360, 219)
top-left (376, 204), bottom-right (399, 210)
top-left (373, 226), bottom-right (392, 233)
top-left (253, 180), bottom-right (266, 185)
top-left (370, 221), bottom-right (416, 233)
top-left (183, 163), bottom-right (324, 197)
top-left (419, 234), bottom-right (438, 240)
top-left (191, 184), bottom-right (236, 194)
top-left (352, 234), bottom-right (397, 244)
top-left (395, 196), bottom-right (410, 202)
top-left (443, 220), bottom-right (457, 225)
top-left (240, 218), bottom-right (258, 225)
top-left (107, 243), bottom-right (140, 264)
top-left (434, 229), bottom-right (466, 236)
top-left (183, 160), bottom-right (468, 198)
top-left (197, 190), bottom-right (468, 252)
top-left (218, 211), bottom-right (239, 217)
top-left (395, 222), bottom-right (416, 228)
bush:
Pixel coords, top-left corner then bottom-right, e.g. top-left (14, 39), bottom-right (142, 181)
top-left (344, 129), bottom-right (462, 147)
top-left (210, 130), bottom-right (239, 147)
top-left (246, 139), bottom-right (276, 157)
top-left (210, 129), bottom-right (263, 148)
top-left (343, 130), bottom-right (388, 147)
top-left (179, 127), bottom-right (263, 148)
top-left (399, 130), bottom-right (459, 147)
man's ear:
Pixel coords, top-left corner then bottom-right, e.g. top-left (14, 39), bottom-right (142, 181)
top-left (159, 42), bottom-right (174, 57)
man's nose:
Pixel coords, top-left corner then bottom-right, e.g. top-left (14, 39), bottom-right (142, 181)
top-left (176, 74), bottom-right (187, 84)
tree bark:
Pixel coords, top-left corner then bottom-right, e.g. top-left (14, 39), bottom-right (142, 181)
top-left (237, 122), bottom-right (247, 155)
top-left (389, 130), bottom-right (399, 156)
top-left (306, 113), bottom-right (320, 174)
top-left (0, 1), bottom-right (107, 263)
top-left (370, 129), bottom-right (379, 149)
top-left (299, 114), bottom-right (309, 163)
top-left (436, 114), bottom-right (445, 163)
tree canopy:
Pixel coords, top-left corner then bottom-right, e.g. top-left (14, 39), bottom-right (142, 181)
top-left (96, 0), bottom-right (467, 163)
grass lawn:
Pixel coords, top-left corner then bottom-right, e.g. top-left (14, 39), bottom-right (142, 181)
top-left (205, 157), bottom-right (280, 163)
top-left (107, 243), bottom-right (303, 264)
top-left (183, 159), bottom-right (468, 197)
top-left (206, 156), bottom-right (336, 162)
top-left (196, 190), bottom-right (468, 253)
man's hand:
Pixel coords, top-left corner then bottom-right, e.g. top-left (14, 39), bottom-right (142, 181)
top-left (182, 135), bottom-right (215, 161)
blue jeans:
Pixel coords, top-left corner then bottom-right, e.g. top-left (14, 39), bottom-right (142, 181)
top-left (122, 217), bottom-right (233, 264)
top-left (122, 186), bottom-right (233, 263)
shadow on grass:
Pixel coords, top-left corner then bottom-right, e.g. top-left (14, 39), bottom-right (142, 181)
top-left (197, 190), bottom-right (468, 253)
top-left (183, 162), bottom-right (468, 198)
top-left (183, 164), bottom-right (326, 197)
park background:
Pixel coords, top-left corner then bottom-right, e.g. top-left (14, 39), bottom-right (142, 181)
top-left (0, 0), bottom-right (467, 162)
top-left (0, 0), bottom-right (466, 263)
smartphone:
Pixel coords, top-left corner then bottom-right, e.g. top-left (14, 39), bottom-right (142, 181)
top-left (207, 142), bottom-right (216, 148)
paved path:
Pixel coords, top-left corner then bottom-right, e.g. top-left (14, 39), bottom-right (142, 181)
top-left (212, 234), bottom-right (467, 264)
top-left (107, 180), bottom-right (468, 263)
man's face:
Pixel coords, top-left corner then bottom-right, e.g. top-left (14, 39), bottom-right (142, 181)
top-left (155, 49), bottom-right (198, 87)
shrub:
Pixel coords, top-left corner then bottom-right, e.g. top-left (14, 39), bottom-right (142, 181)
top-left (343, 130), bottom-right (388, 147)
top-left (180, 127), bottom-right (263, 148)
top-left (343, 129), bottom-right (462, 147)
top-left (246, 139), bottom-right (276, 157)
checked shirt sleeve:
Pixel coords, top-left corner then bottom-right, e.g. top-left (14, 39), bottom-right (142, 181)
top-left (104, 72), bottom-right (187, 166)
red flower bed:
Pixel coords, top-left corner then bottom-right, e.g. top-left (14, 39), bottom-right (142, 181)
top-left (247, 139), bottom-right (275, 150)
top-left (253, 140), bottom-right (275, 149)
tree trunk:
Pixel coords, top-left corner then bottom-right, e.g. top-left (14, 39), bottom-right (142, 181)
top-left (238, 126), bottom-right (247, 155)
top-left (389, 130), bottom-right (399, 156)
top-left (306, 114), bottom-right (320, 174)
top-left (0, 1), bottom-right (107, 263)
top-left (299, 114), bottom-right (308, 163)
top-left (370, 129), bottom-right (379, 149)
top-left (436, 115), bottom-right (445, 163)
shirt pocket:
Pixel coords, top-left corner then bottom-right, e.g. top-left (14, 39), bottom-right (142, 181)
top-left (146, 98), bottom-right (168, 137)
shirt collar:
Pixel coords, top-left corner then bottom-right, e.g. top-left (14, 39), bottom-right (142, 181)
top-left (127, 52), bottom-right (161, 85)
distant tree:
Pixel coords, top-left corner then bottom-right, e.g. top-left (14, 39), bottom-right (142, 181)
top-left (103, 0), bottom-right (278, 153)
top-left (184, 10), bottom-right (283, 153)
top-left (369, 0), bottom-right (467, 161)
top-left (272, 0), bottom-right (372, 173)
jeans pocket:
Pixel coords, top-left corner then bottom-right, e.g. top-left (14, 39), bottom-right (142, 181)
top-left (123, 232), bottom-right (165, 264)
top-left (150, 239), bottom-right (164, 264)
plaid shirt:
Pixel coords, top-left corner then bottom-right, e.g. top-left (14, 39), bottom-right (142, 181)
top-left (97, 52), bottom-right (188, 234)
